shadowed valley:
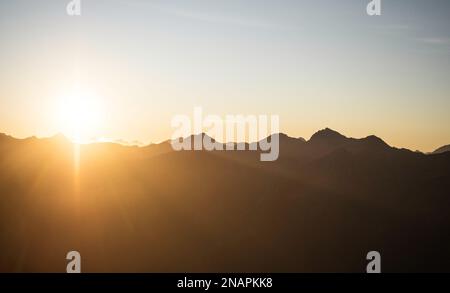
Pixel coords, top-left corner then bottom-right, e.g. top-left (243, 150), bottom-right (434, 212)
top-left (0, 129), bottom-right (450, 272)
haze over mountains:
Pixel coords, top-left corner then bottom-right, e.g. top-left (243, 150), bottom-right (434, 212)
top-left (0, 128), bottom-right (449, 272)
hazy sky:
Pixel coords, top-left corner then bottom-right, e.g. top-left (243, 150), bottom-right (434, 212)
top-left (0, 0), bottom-right (449, 151)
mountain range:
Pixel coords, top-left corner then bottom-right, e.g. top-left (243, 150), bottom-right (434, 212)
top-left (0, 128), bottom-right (449, 272)
top-left (433, 144), bottom-right (450, 154)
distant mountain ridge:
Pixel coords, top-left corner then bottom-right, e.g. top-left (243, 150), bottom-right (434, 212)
top-left (0, 127), bottom-right (428, 153)
top-left (433, 144), bottom-right (450, 154)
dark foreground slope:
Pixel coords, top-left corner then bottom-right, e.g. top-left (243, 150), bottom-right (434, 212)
top-left (0, 129), bottom-right (449, 272)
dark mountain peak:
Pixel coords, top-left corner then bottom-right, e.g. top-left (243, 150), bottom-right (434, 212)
top-left (274, 133), bottom-right (296, 140)
top-left (170, 133), bottom-right (220, 148)
top-left (176, 133), bottom-right (215, 142)
top-left (433, 144), bottom-right (450, 154)
top-left (309, 128), bottom-right (347, 143)
top-left (277, 133), bottom-right (289, 139)
top-left (278, 133), bottom-right (306, 142)
top-left (258, 133), bottom-right (306, 145)
top-left (361, 135), bottom-right (389, 148)
top-left (193, 132), bottom-right (215, 142)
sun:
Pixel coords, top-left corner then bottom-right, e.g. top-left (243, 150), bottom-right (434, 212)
top-left (56, 90), bottom-right (104, 144)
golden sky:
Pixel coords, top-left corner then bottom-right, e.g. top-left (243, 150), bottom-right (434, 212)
top-left (1, 0), bottom-right (449, 152)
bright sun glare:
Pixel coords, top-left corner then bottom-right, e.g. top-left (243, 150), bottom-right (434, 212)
top-left (56, 90), bottom-right (104, 144)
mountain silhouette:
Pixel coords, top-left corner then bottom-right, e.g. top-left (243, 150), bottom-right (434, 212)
top-left (309, 127), bottom-right (348, 144)
top-left (0, 129), bottom-right (449, 272)
top-left (433, 144), bottom-right (450, 154)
